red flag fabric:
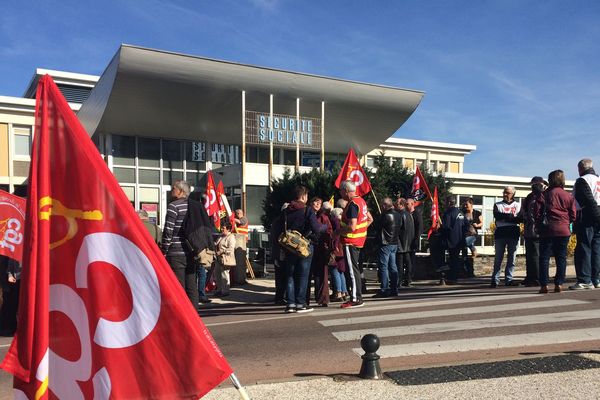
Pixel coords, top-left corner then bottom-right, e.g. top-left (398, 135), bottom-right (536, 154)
top-left (411, 166), bottom-right (432, 206)
top-left (0, 75), bottom-right (232, 399)
top-left (428, 187), bottom-right (440, 239)
top-left (0, 190), bottom-right (26, 262)
top-left (334, 148), bottom-right (372, 196)
top-left (204, 171), bottom-right (220, 221)
top-left (215, 181), bottom-right (227, 230)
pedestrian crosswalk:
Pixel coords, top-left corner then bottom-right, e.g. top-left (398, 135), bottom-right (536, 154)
top-left (312, 291), bottom-right (600, 360)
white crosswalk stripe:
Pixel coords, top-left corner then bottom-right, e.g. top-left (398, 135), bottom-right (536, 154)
top-left (318, 299), bottom-right (586, 327)
top-left (354, 327), bottom-right (600, 358)
top-left (333, 310), bottom-right (597, 341)
top-left (316, 293), bottom-right (541, 317)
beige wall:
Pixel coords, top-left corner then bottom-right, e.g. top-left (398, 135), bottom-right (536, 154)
top-left (0, 123), bottom-right (8, 177)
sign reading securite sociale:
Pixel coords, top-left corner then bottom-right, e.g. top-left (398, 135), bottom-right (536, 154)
top-left (258, 114), bottom-right (313, 145)
top-left (245, 110), bottom-right (321, 150)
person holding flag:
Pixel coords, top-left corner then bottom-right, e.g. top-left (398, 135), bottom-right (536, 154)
top-left (338, 180), bottom-right (373, 308)
top-left (1, 75), bottom-right (238, 399)
top-left (335, 148), bottom-right (372, 197)
top-left (204, 171), bottom-right (221, 228)
top-left (410, 165), bottom-right (432, 206)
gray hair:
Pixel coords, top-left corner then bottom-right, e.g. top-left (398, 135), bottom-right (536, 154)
top-left (331, 207), bottom-right (343, 219)
top-left (337, 199), bottom-right (348, 209)
top-left (136, 209), bottom-right (149, 219)
top-left (504, 186), bottom-right (515, 194)
top-left (578, 158), bottom-right (593, 170)
top-left (382, 197), bottom-right (393, 209)
top-left (322, 201), bottom-right (332, 211)
top-left (173, 180), bottom-right (190, 197)
top-left (340, 180), bottom-right (356, 192)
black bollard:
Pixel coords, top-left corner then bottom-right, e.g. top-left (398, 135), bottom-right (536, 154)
top-left (358, 334), bottom-right (383, 379)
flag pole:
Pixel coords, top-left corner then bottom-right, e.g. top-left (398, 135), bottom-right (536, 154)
top-left (370, 190), bottom-right (382, 214)
top-left (230, 372), bottom-right (251, 400)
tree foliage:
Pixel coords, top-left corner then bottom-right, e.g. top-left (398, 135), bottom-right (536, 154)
top-left (261, 152), bottom-right (454, 232)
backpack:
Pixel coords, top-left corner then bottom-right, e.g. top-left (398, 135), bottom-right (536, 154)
top-left (278, 208), bottom-right (311, 258)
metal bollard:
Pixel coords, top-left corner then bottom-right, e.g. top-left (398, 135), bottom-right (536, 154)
top-left (358, 334), bottom-right (383, 379)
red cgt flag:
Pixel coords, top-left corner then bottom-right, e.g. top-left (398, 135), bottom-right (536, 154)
top-left (334, 148), bottom-right (372, 196)
top-left (428, 187), bottom-right (440, 239)
top-left (411, 166), bottom-right (432, 206)
top-left (215, 181), bottom-right (228, 230)
top-left (204, 171), bottom-right (220, 221)
top-left (0, 190), bottom-right (26, 262)
top-left (0, 76), bottom-right (232, 399)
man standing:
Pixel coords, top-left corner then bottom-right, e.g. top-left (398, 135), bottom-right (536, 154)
top-left (373, 198), bottom-right (401, 297)
top-left (339, 180), bottom-right (373, 308)
top-left (395, 198), bottom-right (414, 288)
top-left (137, 209), bottom-right (162, 245)
top-left (521, 177), bottom-right (547, 287)
top-left (491, 186), bottom-right (522, 287)
top-left (405, 198), bottom-right (422, 286)
top-left (161, 180), bottom-right (199, 307)
top-left (441, 198), bottom-right (468, 284)
top-left (570, 158), bottom-right (600, 290)
top-left (233, 208), bottom-right (249, 240)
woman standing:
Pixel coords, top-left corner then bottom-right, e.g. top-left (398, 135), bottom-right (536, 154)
top-left (214, 222), bottom-right (237, 297)
top-left (538, 170), bottom-right (576, 293)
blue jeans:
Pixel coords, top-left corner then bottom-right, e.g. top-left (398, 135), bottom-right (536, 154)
top-left (492, 237), bottom-right (519, 284)
top-left (197, 265), bottom-right (207, 297)
top-left (574, 226), bottom-right (600, 285)
top-left (539, 236), bottom-right (570, 286)
top-left (377, 244), bottom-right (398, 294)
top-left (465, 235), bottom-right (477, 252)
top-left (284, 246), bottom-right (314, 308)
top-left (329, 266), bottom-right (347, 293)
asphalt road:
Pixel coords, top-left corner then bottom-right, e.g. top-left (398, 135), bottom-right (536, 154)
top-left (1, 273), bottom-right (599, 398)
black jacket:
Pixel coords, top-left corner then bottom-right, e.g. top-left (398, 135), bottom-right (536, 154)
top-left (376, 208), bottom-right (401, 245)
top-left (410, 206), bottom-right (424, 251)
top-left (574, 168), bottom-right (600, 229)
top-left (442, 206), bottom-right (468, 249)
top-left (397, 209), bottom-right (415, 253)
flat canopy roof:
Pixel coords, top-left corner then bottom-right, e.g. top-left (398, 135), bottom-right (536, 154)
top-left (78, 45), bottom-right (424, 154)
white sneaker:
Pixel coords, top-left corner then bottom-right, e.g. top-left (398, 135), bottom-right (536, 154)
top-left (594, 282), bottom-right (600, 289)
top-left (568, 282), bottom-right (594, 290)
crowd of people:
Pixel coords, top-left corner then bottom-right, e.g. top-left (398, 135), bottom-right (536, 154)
top-left (434, 158), bottom-right (600, 293)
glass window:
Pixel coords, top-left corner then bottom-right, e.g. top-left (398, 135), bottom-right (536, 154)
top-left (366, 156), bottom-right (375, 168)
top-left (257, 147), bottom-right (269, 164)
top-left (163, 170), bottom-right (184, 185)
top-left (162, 140), bottom-right (183, 169)
top-left (246, 146), bottom-right (258, 163)
top-left (112, 135), bottom-right (135, 166)
top-left (301, 151), bottom-right (320, 167)
top-left (14, 133), bottom-right (31, 156)
top-left (404, 159), bottom-right (414, 170)
top-left (273, 148), bottom-right (282, 164)
top-left (449, 162), bottom-right (460, 173)
top-left (283, 150), bottom-right (295, 166)
top-left (246, 185), bottom-right (268, 225)
top-left (113, 167), bottom-right (135, 183)
top-left (138, 138), bottom-right (160, 168)
top-left (139, 169), bottom-right (160, 185)
top-left (437, 162), bottom-right (447, 173)
top-left (186, 171), bottom-right (204, 187)
top-left (13, 161), bottom-right (30, 176)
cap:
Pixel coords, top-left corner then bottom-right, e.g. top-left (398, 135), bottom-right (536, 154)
top-left (530, 176), bottom-right (548, 185)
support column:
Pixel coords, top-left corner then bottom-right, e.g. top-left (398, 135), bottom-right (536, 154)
top-left (295, 98), bottom-right (300, 173)
top-left (320, 101), bottom-right (325, 172)
top-left (269, 94), bottom-right (274, 191)
top-left (241, 91), bottom-right (247, 213)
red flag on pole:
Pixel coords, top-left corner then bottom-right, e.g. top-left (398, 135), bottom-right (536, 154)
top-left (0, 190), bottom-right (26, 262)
top-left (411, 166), bottom-right (432, 206)
top-left (428, 187), bottom-right (441, 239)
top-left (204, 171), bottom-right (220, 221)
top-left (215, 181), bottom-right (228, 230)
top-left (334, 148), bottom-right (372, 196)
top-left (0, 76), bottom-right (232, 399)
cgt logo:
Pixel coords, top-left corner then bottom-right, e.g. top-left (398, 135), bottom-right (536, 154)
top-left (0, 217), bottom-right (23, 253)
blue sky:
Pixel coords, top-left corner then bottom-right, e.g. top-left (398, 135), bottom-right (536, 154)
top-left (1, 0), bottom-right (599, 179)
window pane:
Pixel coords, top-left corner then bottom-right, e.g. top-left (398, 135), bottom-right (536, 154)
top-left (138, 138), bottom-right (160, 168)
top-left (13, 161), bottom-right (30, 176)
top-left (139, 169), bottom-right (160, 184)
top-left (163, 170), bottom-right (183, 185)
top-left (14, 134), bottom-right (31, 156)
top-left (257, 147), bottom-right (269, 164)
top-left (283, 150), bottom-right (295, 165)
top-left (112, 135), bottom-right (135, 166)
top-left (113, 167), bottom-right (135, 183)
top-left (186, 171), bottom-right (204, 187)
top-left (162, 140), bottom-right (183, 169)
top-left (366, 156), bottom-right (374, 168)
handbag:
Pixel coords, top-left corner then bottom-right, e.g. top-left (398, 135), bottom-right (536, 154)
top-left (278, 208), bottom-right (311, 258)
top-left (196, 248), bottom-right (215, 268)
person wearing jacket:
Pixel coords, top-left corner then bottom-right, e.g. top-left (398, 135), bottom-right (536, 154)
top-left (570, 158), bottom-right (600, 290)
top-left (520, 177), bottom-right (547, 287)
top-left (441, 198), bottom-right (468, 284)
top-left (538, 170), bottom-right (576, 293)
top-left (491, 186), bottom-right (522, 287)
top-left (395, 198), bottom-right (414, 288)
top-left (214, 222), bottom-right (237, 296)
top-left (275, 185), bottom-right (326, 313)
top-left (373, 198), bottom-right (401, 297)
